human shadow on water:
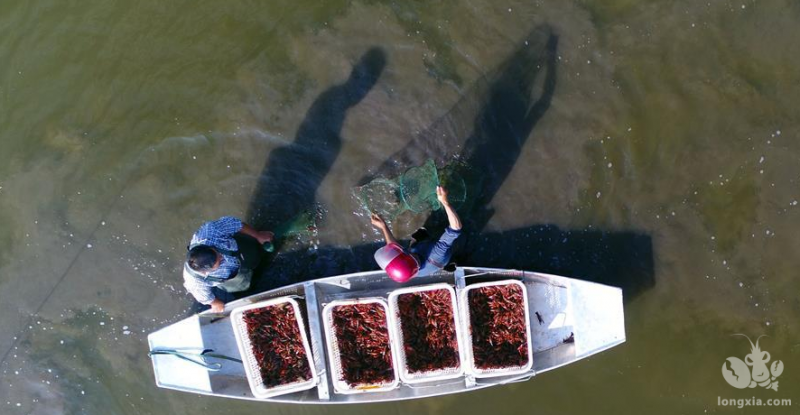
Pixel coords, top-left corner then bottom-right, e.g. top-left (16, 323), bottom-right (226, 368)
top-left (250, 27), bottom-right (654, 302)
top-left (427, 27), bottom-right (653, 299)
top-left (245, 48), bottom-right (387, 232)
top-left (429, 26), bottom-right (559, 234)
top-left (356, 26), bottom-right (560, 235)
top-left (358, 25), bottom-right (557, 194)
top-left (224, 48), bottom-right (385, 304)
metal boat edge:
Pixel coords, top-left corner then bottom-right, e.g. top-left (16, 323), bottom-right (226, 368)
top-left (147, 266), bottom-right (625, 404)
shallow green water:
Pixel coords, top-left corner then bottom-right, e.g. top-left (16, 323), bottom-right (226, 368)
top-left (0, 1), bottom-right (799, 414)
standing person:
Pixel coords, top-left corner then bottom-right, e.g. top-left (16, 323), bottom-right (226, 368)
top-left (183, 216), bottom-right (274, 312)
top-left (370, 186), bottom-right (462, 282)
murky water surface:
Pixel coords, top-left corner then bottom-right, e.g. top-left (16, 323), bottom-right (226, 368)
top-left (1, 1), bottom-right (799, 414)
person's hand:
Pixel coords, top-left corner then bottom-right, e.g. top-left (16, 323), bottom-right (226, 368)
top-left (370, 213), bottom-right (387, 230)
top-left (256, 231), bottom-right (274, 245)
top-left (436, 186), bottom-right (450, 206)
top-left (209, 298), bottom-right (225, 313)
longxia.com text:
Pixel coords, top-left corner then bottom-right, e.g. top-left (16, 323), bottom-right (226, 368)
top-left (718, 397), bottom-right (791, 408)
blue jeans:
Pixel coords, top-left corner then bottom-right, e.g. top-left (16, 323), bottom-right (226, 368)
top-left (410, 227), bottom-right (461, 276)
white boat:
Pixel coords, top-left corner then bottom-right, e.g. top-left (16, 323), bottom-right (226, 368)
top-left (147, 267), bottom-right (625, 404)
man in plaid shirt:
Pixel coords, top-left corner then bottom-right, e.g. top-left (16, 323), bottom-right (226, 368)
top-left (183, 216), bottom-right (274, 312)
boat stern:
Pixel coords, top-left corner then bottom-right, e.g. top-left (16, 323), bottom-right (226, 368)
top-left (569, 278), bottom-right (626, 358)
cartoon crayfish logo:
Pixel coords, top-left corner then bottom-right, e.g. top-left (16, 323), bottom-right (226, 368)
top-left (722, 334), bottom-right (784, 391)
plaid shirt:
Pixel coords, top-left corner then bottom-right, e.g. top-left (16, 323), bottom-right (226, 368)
top-left (182, 216), bottom-right (243, 304)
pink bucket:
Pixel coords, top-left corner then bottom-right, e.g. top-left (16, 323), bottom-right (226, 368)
top-left (374, 243), bottom-right (419, 283)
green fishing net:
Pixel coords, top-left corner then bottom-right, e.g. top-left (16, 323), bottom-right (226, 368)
top-left (274, 206), bottom-right (321, 239)
top-left (437, 164), bottom-right (467, 208)
top-left (400, 160), bottom-right (440, 213)
top-left (261, 206), bottom-right (322, 252)
top-left (355, 159), bottom-right (466, 219)
top-left (357, 178), bottom-right (404, 219)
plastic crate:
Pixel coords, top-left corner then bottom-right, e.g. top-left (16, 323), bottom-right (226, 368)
top-left (459, 280), bottom-right (533, 378)
top-left (231, 297), bottom-right (317, 398)
top-left (388, 283), bottom-right (465, 384)
top-left (322, 298), bottom-right (399, 394)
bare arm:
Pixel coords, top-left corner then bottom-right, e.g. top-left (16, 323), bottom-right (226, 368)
top-left (183, 268), bottom-right (225, 312)
top-left (437, 186), bottom-right (462, 230)
top-left (370, 213), bottom-right (398, 245)
top-left (238, 222), bottom-right (274, 245)
top-left (380, 225), bottom-right (398, 245)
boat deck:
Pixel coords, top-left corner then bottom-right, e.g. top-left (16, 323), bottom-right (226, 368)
top-left (148, 267), bottom-right (625, 403)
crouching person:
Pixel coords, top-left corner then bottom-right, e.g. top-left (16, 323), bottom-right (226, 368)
top-left (371, 186), bottom-right (462, 282)
top-left (183, 216), bottom-right (273, 312)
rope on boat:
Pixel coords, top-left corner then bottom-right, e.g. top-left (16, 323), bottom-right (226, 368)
top-left (148, 348), bottom-right (242, 371)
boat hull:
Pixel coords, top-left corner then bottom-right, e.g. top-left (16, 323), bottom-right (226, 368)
top-left (147, 267), bottom-right (625, 403)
